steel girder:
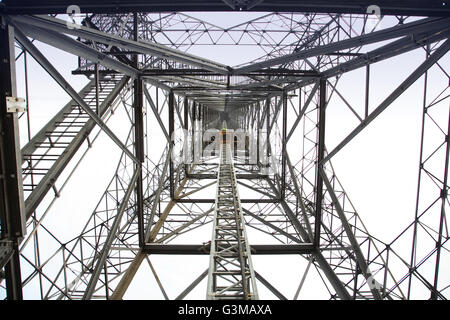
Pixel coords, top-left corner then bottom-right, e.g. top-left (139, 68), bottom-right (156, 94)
top-left (1, 0), bottom-right (449, 16)
top-left (0, 19), bottom-right (26, 300)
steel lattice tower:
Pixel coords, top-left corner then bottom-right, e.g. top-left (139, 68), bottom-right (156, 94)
top-left (0, 0), bottom-right (449, 300)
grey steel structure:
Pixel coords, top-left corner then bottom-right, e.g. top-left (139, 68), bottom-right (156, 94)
top-left (207, 129), bottom-right (258, 300)
top-left (0, 0), bottom-right (449, 300)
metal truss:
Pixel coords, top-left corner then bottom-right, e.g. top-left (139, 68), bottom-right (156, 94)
top-left (207, 132), bottom-right (258, 300)
top-left (0, 1), bottom-right (449, 300)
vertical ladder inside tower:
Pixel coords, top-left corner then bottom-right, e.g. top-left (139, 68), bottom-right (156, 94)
top-left (207, 129), bottom-right (258, 300)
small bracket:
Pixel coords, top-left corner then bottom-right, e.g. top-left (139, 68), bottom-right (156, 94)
top-left (52, 183), bottom-right (60, 198)
top-left (6, 96), bottom-right (26, 113)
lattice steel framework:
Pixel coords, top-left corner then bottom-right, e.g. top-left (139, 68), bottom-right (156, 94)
top-left (207, 131), bottom-right (258, 300)
top-left (0, 0), bottom-right (449, 300)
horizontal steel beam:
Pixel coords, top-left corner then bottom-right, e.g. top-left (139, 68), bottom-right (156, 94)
top-left (1, 0), bottom-right (449, 16)
top-left (142, 243), bottom-right (315, 254)
top-left (176, 198), bottom-right (279, 203)
top-left (187, 173), bottom-right (268, 179)
top-left (142, 68), bottom-right (318, 77)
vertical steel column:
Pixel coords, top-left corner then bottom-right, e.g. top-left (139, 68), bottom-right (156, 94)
top-left (281, 91), bottom-right (288, 200)
top-left (169, 90), bottom-right (175, 199)
top-left (133, 12), bottom-right (145, 246)
top-left (134, 78), bottom-right (145, 246)
top-left (94, 63), bottom-right (100, 114)
top-left (256, 101), bottom-right (260, 166)
top-left (202, 105), bottom-right (205, 132)
top-left (314, 79), bottom-right (326, 245)
top-left (0, 20), bottom-right (26, 300)
top-left (365, 64), bottom-right (370, 118)
top-left (192, 101), bottom-right (197, 164)
top-left (265, 97), bottom-right (270, 169)
top-left (184, 96), bottom-right (189, 173)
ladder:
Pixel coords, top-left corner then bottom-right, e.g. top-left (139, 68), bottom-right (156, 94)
top-left (21, 74), bottom-right (129, 219)
top-left (207, 130), bottom-right (258, 300)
